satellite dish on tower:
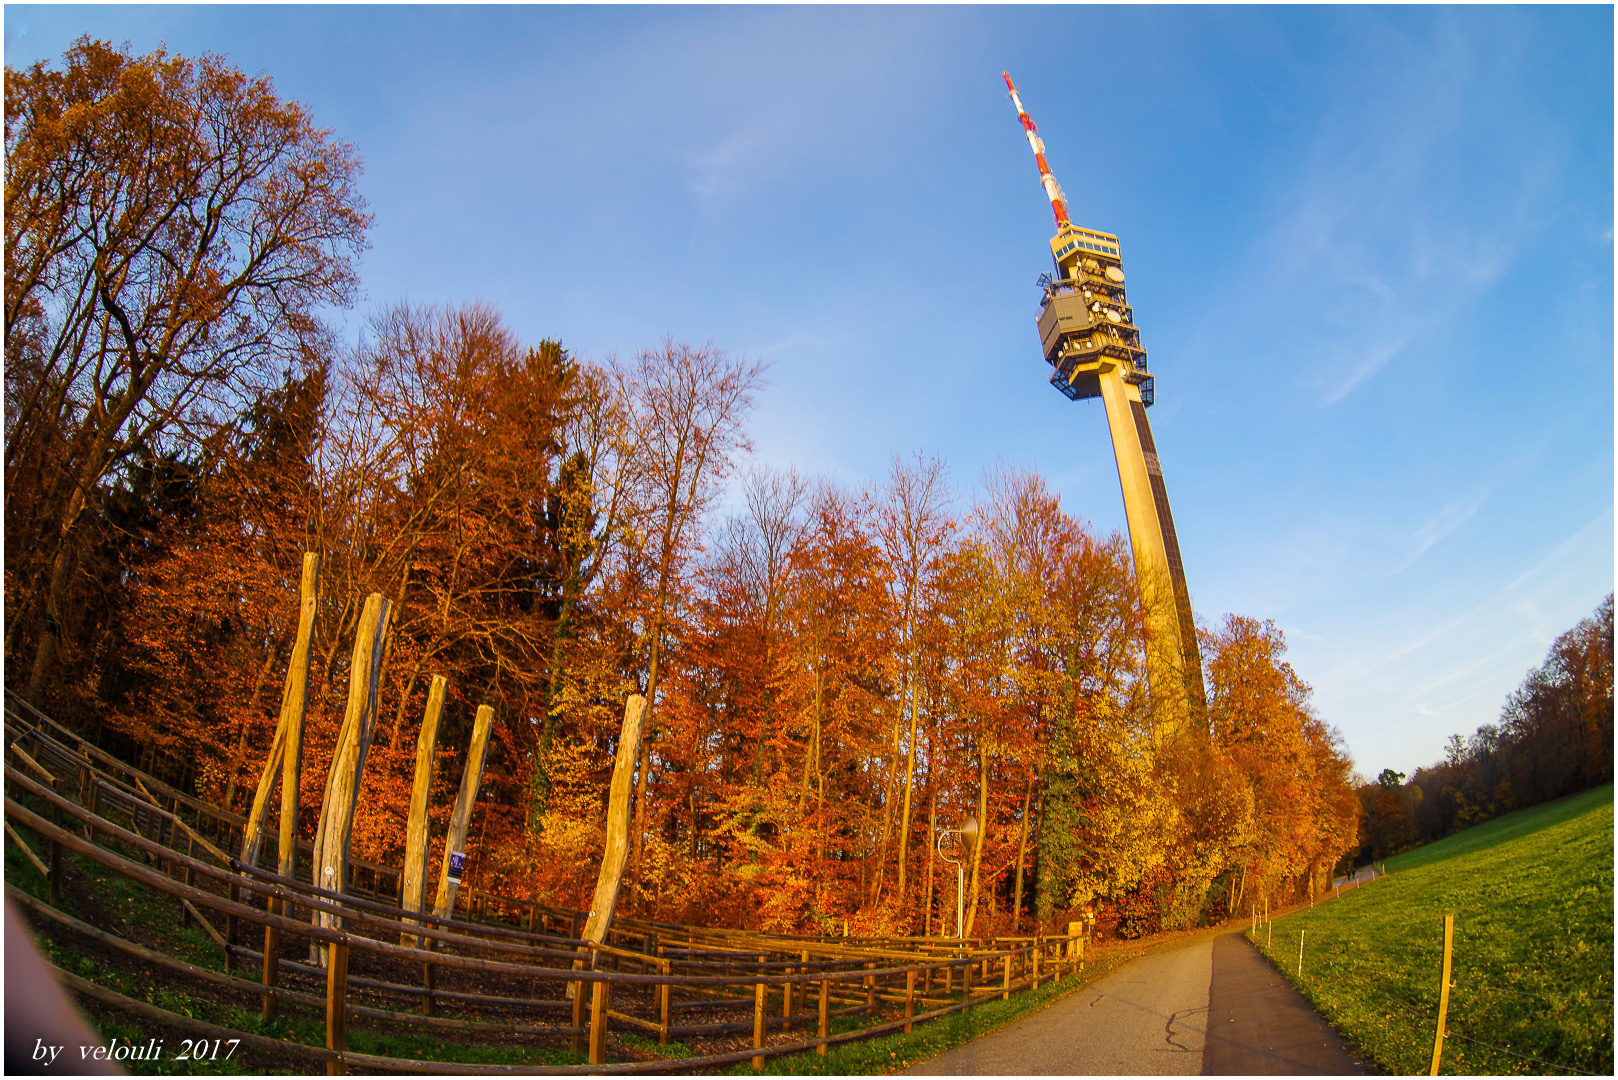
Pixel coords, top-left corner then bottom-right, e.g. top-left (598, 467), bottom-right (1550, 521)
top-left (1105, 266), bottom-right (1125, 283)
top-left (1106, 309), bottom-right (1121, 323)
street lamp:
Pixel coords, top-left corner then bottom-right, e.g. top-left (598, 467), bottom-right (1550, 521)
top-left (935, 814), bottom-right (980, 940)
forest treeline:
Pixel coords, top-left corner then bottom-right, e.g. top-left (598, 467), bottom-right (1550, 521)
top-left (1358, 596), bottom-right (1614, 862)
top-left (5, 38), bottom-right (1360, 939)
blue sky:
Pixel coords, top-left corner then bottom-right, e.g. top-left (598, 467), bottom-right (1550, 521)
top-left (7, 5), bottom-right (1612, 778)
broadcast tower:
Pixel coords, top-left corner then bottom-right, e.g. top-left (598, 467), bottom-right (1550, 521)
top-left (1005, 72), bottom-right (1206, 738)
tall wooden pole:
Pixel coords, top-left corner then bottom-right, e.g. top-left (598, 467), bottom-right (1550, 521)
top-left (255, 553), bottom-right (321, 1018)
top-left (311, 593), bottom-right (390, 952)
top-left (580, 695), bottom-right (647, 946)
top-left (568, 695), bottom-right (647, 1017)
top-left (277, 552), bottom-right (322, 882)
top-left (431, 703), bottom-right (495, 921)
top-left (240, 724), bottom-right (290, 874)
top-left (241, 552), bottom-right (323, 876)
top-left (400, 675), bottom-right (446, 947)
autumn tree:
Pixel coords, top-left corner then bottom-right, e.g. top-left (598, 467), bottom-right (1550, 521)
top-left (696, 467), bottom-right (807, 861)
top-left (945, 466), bottom-right (1050, 934)
top-left (613, 341), bottom-right (764, 897)
top-left (108, 365), bottom-right (329, 800)
top-left (1205, 615), bottom-right (1359, 908)
top-left (1032, 523), bottom-right (1152, 927)
top-left (322, 302), bottom-right (577, 863)
top-left (876, 453), bottom-right (954, 904)
top-left (5, 38), bottom-right (369, 703)
top-left (521, 360), bottom-right (638, 834)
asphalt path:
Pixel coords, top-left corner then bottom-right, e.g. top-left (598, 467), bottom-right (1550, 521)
top-left (903, 931), bottom-right (1368, 1076)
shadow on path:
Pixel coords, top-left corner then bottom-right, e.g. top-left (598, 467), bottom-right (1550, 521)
top-left (1202, 931), bottom-right (1368, 1075)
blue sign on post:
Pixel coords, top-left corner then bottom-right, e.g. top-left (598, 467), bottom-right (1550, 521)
top-left (447, 851), bottom-right (466, 884)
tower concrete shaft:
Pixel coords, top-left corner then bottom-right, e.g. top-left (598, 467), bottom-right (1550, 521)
top-left (1044, 235), bottom-right (1206, 740)
top-left (1006, 74), bottom-right (1205, 739)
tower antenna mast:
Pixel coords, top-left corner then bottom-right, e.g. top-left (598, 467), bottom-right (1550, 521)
top-left (1004, 71), bottom-right (1070, 229)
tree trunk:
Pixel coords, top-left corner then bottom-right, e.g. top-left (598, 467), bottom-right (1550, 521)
top-left (1011, 772), bottom-right (1035, 932)
top-left (870, 699), bottom-right (903, 903)
top-left (964, 745), bottom-right (989, 937)
top-left (924, 779), bottom-right (937, 936)
top-left (895, 666), bottom-right (922, 898)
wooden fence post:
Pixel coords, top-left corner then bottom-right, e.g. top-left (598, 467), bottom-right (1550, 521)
top-left (1429, 914), bottom-right (1455, 1076)
top-left (183, 836), bottom-right (196, 923)
top-left (401, 675), bottom-right (446, 947)
top-left (658, 956), bottom-right (671, 1046)
top-left (325, 937), bottom-right (349, 1076)
top-left (904, 969), bottom-right (916, 1033)
top-left (752, 968), bottom-right (767, 1070)
top-left (781, 954), bottom-right (792, 1031)
top-left (817, 977), bottom-right (829, 1055)
top-left (571, 973), bottom-right (586, 1057)
top-left (1002, 953), bottom-right (1011, 1000)
top-left (261, 903), bottom-right (281, 1021)
top-left (865, 961), bottom-right (876, 1012)
top-left (47, 810), bottom-right (62, 906)
top-left (589, 976), bottom-right (610, 1066)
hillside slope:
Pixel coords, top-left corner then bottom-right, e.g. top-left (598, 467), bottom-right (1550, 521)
top-left (1255, 785), bottom-right (1613, 1075)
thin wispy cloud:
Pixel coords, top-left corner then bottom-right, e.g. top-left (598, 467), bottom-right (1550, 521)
top-left (1310, 509), bottom-right (1612, 762)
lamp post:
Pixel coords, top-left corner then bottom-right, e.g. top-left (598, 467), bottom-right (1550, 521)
top-left (935, 814), bottom-right (980, 940)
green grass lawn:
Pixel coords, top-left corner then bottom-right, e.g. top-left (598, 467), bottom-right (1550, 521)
top-left (1253, 785), bottom-right (1614, 1075)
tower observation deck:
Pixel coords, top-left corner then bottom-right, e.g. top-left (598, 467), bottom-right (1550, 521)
top-left (1006, 73), bottom-right (1207, 739)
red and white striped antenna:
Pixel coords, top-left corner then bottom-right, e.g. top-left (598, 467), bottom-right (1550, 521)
top-left (1004, 71), bottom-right (1071, 229)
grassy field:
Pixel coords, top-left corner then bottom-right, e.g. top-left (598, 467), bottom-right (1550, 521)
top-left (1252, 785), bottom-right (1614, 1075)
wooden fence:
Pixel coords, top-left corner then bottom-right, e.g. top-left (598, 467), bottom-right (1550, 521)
top-left (4, 702), bottom-right (1090, 1074)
